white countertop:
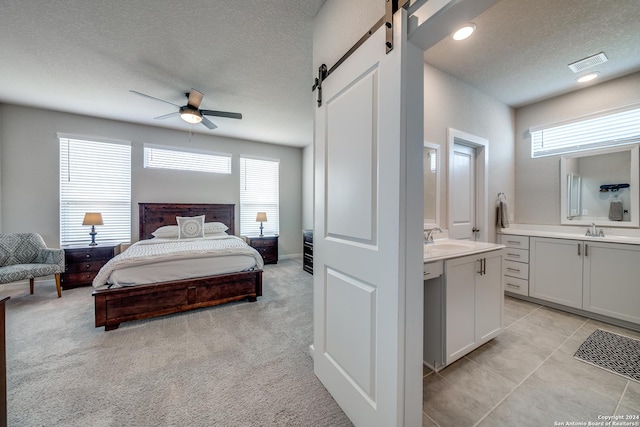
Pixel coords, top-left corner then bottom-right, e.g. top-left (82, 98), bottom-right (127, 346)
top-left (424, 239), bottom-right (504, 262)
top-left (499, 228), bottom-right (640, 245)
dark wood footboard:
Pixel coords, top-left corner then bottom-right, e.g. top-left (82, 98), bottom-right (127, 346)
top-left (93, 270), bottom-right (262, 331)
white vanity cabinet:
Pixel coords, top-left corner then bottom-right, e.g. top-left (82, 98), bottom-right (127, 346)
top-left (583, 241), bottom-right (640, 324)
top-left (530, 237), bottom-right (584, 309)
top-left (445, 251), bottom-right (503, 365)
top-left (528, 237), bottom-right (640, 326)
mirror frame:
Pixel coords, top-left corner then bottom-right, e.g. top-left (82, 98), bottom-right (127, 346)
top-left (560, 145), bottom-right (639, 227)
top-left (424, 141), bottom-right (440, 229)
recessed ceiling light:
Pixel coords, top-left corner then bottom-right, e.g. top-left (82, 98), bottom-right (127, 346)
top-left (577, 72), bottom-right (600, 83)
top-left (452, 23), bottom-right (476, 41)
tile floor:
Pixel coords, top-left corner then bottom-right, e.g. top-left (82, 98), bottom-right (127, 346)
top-left (422, 296), bottom-right (640, 427)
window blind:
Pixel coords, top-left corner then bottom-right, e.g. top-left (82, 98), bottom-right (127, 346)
top-left (240, 157), bottom-right (279, 236)
top-left (144, 144), bottom-right (231, 174)
top-left (531, 105), bottom-right (640, 158)
top-left (60, 137), bottom-right (131, 245)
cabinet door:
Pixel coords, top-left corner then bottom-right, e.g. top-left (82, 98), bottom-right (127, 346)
top-left (444, 255), bottom-right (477, 365)
top-left (530, 237), bottom-right (583, 309)
top-left (584, 241), bottom-right (640, 324)
top-left (476, 252), bottom-right (503, 342)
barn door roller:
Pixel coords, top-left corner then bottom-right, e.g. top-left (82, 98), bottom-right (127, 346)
top-left (312, 0), bottom-right (408, 107)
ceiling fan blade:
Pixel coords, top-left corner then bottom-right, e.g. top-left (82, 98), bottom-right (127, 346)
top-left (130, 90), bottom-right (181, 107)
top-left (188, 89), bottom-right (204, 108)
top-left (154, 112), bottom-right (180, 120)
top-left (200, 109), bottom-right (243, 120)
top-left (200, 117), bottom-right (218, 130)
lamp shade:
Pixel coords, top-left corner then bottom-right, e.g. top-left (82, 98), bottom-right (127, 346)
top-left (82, 212), bottom-right (104, 226)
top-left (255, 212), bottom-right (268, 222)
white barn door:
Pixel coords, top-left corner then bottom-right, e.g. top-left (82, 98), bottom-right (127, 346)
top-left (313, 10), bottom-right (415, 427)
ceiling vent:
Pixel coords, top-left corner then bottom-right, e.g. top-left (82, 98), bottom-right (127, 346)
top-left (568, 52), bottom-right (608, 73)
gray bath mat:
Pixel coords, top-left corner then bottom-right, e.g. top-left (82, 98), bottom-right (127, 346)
top-left (574, 329), bottom-right (640, 382)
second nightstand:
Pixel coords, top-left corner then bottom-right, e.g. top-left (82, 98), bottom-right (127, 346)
top-left (61, 243), bottom-right (120, 289)
top-left (246, 235), bottom-right (278, 265)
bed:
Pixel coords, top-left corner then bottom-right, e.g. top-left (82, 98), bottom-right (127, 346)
top-left (92, 203), bottom-right (263, 331)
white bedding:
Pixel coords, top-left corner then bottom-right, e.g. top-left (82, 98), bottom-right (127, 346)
top-left (92, 235), bottom-right (264, 289)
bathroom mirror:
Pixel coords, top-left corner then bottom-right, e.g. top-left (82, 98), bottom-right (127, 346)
top-left (424, 142), bottom-right (440, 229)
top-left (560, 145), bottom-right (639, 227)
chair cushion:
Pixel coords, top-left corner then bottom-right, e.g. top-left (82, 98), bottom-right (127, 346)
top-left (0, 263), bottom-right (62, 284)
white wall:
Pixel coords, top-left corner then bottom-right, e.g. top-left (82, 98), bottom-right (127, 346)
top-left (514, 71), bottom-right (640, 225)
top-left (0, 104), bottom-right (303, 257)
top-left (302, 144), bottom-right (313, 230)
top-left (424, 63), bottom-right (515, 242)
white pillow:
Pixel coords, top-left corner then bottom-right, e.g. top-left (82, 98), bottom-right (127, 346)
top-left (177, 215), bottom-right (205, 239)
top-left (204, 222), bottom-right (229, 234)
top-left (151, 225), bottom-right (179, 238)
top-left (151, 221), bottom-right (229, 238)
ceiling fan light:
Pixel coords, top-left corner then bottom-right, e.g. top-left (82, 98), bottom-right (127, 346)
top-left (180, 108), bottom-right (202, 124)
top-left (452, 23), bottom-right (476, 41)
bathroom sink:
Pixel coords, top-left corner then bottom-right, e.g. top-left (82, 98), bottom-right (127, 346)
top-left (424, 239), bottom-right (505, 261)
top-left (430, 241), bottom-right (474, 250)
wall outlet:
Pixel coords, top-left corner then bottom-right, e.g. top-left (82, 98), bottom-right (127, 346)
top-left (582, 209), bottom-right (588, 215)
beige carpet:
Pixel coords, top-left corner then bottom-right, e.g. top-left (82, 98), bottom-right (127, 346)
top-left (3, 260), bottom-right (352, 427)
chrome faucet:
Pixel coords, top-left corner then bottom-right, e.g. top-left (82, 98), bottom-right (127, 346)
top-left (585, 222), bottom-right (605, 237)
top-left (424, 227), bottom-right (443, 244)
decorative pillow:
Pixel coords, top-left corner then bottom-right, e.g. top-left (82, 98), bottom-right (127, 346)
top-left (151, 225), bottom-right (179, 238)
top-left (204, 222), bottom-right (229, 234)
top-left (177, 215), bottom-right (206, 239)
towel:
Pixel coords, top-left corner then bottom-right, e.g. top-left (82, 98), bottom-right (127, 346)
top-left (609, 200), bottom-right (624, 221)
top-left (496, 201), bottom-right (509, 228)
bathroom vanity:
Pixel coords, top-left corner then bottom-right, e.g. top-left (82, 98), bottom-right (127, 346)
top-left (423, 240), bottom-right (504, 371)
top-left (500, 229), bottom-right (640, 330)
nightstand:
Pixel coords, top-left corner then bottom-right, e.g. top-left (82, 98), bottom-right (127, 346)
top-left (61, 243), bottom-right (120, 289)
top-left (247, 235), bottom-right (278, 265)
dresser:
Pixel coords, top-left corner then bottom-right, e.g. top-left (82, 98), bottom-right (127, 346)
top-left (61, 243), bottom-right (120, 289)
top-left (302, 230), bottom-right (313, 274)
top-left (246, 236), bottom-right (278, 265)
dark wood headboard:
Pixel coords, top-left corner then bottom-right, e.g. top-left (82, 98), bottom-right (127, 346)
top-left (139, 203), bottom-right (235, 240)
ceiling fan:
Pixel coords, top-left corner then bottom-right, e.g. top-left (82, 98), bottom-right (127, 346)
top-left (129, 89), bottom-right (242, 130)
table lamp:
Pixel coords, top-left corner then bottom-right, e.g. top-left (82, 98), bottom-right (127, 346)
top-left (82, 212), bottom-right (103, 246)
top-left (255, 212), bottom-right (267, 236)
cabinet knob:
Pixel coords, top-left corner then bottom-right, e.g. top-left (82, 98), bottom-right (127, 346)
top-left (85, 254), bottom-right (91, 258)
top-left (86, 264), bottom-right (91, 269)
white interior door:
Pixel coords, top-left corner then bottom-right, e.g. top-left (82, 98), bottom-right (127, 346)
top-left (450, 143), bottom-right (476, 240)
top-left (313, 10), bottom-right (417, 427)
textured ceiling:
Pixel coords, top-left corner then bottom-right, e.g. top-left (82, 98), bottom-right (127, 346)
top-left (424, 0), bottom-right (640, 108)
top-left (3, 1), bottom-right (639, 148)
top-left (0, 0), bottom-right (326, 147)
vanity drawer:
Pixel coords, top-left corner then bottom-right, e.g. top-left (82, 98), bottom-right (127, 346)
top-left (504, 260), bottom-right (529, 280)
top-left (424, 261), bottom-right (443, 280)
top-left (500, 235), bottom-right (529, 250)
top-left (504, 248), bottom-right (529, 263)
top-left (504, 276), bottom-right (529, 296)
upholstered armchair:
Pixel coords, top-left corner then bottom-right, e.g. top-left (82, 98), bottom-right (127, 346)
top-left (0, 233), bottom-right (65, 297)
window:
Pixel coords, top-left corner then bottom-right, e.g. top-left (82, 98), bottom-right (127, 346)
top-left (144, 144), bottom-right (231, 174)
top-left (531, 105), bottom-right (640, 158)
top-left (59, 136), bottom-right (131, 245)
top-left (240, 157), bottom-right (279, 236)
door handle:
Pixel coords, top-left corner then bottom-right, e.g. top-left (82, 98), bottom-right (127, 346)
top-left (585, 243), bottom-right (589, 257)
top-left (578, 243), bottom-right (581, 256)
